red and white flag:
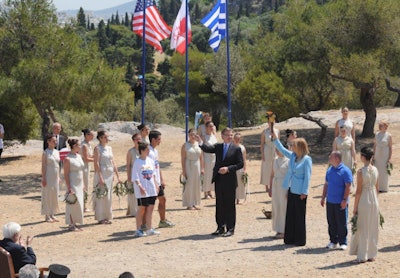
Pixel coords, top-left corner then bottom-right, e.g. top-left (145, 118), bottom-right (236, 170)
top-left (170, 0), bottom-right (192, 54)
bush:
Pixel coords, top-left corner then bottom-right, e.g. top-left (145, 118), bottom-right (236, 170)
top-left (134, 93), bottom-right (184, 127)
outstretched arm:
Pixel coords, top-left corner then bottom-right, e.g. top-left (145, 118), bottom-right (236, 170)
top-left (273, 138), bottom-right (292, 159)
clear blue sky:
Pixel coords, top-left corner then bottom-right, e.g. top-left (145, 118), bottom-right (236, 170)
top-left (52, 0), bottom-right (133, 11)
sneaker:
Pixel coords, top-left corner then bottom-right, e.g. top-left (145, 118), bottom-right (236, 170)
top-left (339, 244), bottom-right (347, 250)
top-left (135, 230), bottom-right (147, 237)
top-left (146, 228), bottom-right (160, 236)
top-left (159, 219), bottom-right (175, 228)
top-left (326, 242), bottom-right (338, 249)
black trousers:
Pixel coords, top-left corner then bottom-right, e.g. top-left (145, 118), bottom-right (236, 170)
top-left (326, 202), bottom-right (348, 245)
top-left (284, 189), bottom-right (307, 246)
top-left (215, 181), bottom-right (236, 231)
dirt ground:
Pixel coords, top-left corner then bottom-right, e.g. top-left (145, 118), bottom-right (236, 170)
top-left (1, 108), bottom-right (400, 277)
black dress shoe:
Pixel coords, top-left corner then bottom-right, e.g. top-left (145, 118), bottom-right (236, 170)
top-left (223, 230), bottom-right (234, 237)
top-left (211, 228), bottom-right (225, 236)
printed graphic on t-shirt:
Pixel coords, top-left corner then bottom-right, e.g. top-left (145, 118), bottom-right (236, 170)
top-left (154, 159), bottom-right (159, 170)
top-left (141, 165), bottom-right (153, 180)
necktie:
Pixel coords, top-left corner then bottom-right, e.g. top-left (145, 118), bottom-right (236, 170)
top-left (223, 144), bottom-right (229, 160)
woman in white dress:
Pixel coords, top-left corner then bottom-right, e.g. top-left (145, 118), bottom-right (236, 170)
top-left (350, 146), bottom-right (379, 263)
top-left (80, 128), bottom-right (94, 212)
top-left (64, 139), bottom-right (85, 231)
top-left (269, 148), bottom-right (289, 239)
top-left (260, 121), bottom-right (279, 192)
top-left (373, 121), bottom-right (392, 192)
top-left (181, 129), bottom-right (204, 210)
top-left (202, 121), bottom-right (217, 199)
top-left (333, 126), bottom-right (356, 170)
top-left (93, 130), bottom-right (121, 224)
top-left (233, 133), bottom-right (247, 204)
top-left (197, 113), bottom-right (216, 141)
top-left (138, 123), bottom-right (150, 144)
top-left (285, 129), bottom-right (297, 150)
top-left (41, 134), bottom-right (60, 223)
top-left (334, 107), bottom-right (355, 142)
top-left (126, 132), bottom-right (142, 216)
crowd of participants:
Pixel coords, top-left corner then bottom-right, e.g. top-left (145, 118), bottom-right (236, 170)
top-left (261, 107), bottom-right (391, 263)
top-left (0, 107), bottom-right (394, 275)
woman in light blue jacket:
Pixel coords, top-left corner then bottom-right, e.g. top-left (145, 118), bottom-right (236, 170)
top-left (272, 131), bottom-right (312, 246)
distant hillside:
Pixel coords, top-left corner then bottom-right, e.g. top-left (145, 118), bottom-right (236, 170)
top-left (59, 1), bottom-right (136, 19)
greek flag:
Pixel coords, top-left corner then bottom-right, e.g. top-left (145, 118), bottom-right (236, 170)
top-left (201, 0), bottom-right (226, 52)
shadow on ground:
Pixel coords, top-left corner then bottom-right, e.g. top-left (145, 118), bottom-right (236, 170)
top-left (0, 173), bottom-right (41, 195)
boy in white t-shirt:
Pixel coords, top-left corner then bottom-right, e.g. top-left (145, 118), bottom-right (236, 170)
top-left (132, 142), bottom-right (160, 237)
top-left (148, 130), bottom-right (175, 228)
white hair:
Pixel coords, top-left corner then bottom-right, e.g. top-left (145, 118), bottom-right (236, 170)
top-left (2, 222), bottom-right (21, 239)
top-left (19, 264), bottom-right (40, 278)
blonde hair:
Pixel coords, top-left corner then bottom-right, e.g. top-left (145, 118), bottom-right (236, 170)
top-left (379, 121), bottom-right (389, 128)
top-left (292, 138), bottom-right (309, 158)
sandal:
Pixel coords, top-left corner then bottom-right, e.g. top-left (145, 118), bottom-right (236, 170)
top-left (275, 233), bottom-right (284, 239)
top-left (356, 259), bottom-right (367, 264)
top-left (262, 209), bottom-right (272, 219)
top-left (45, 217), bottom-right (54, 223)
top-left (51, 216), bottom-right (60, 222)
top-left (68, 225), bottom-right (83, 232)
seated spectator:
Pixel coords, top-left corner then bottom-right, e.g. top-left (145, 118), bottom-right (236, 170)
top-left (119, 272), bottom-right (135, 278)
top-left (0, 222), bottom-right (36, 273)
top-left (19, 264), bottom-right (40, 278)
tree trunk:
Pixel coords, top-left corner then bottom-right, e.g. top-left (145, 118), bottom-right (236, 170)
top-left (33, 102), bottom-right (51, 140)
top-left (299, 113), bottom-right (327, 143)
top-left (384, 79), bottom-right (400, 107)
top-left (360, 87), bottom-right (376, 138)
top-left (395, 93), bottom-right (400, 107)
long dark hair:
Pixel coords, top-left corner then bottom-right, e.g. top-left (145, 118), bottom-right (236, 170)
top-left (360, 146), bottom-right (374, 161)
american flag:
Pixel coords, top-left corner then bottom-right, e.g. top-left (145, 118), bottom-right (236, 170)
top-left (201, 0), bottom-right (226, 52)
top-left (132, 0), bottom-right (172, 53)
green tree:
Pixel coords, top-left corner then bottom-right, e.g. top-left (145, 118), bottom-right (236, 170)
top-left (319, 0), bottom-right (400, 137)
top-left (125, 12), bottom-right (130, 27)
top-left (115, 11), bottom-right (120, 25)
top-left (0, 0), bottom-right (129, 140)
top-left (96, 20), bottom-right (109, 51)
top-left (77, 7), bottom-right (86, 28)
top-left (87, 16), bottom-right (90, 29)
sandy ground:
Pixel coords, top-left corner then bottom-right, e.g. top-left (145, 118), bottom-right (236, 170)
top-left (1, 108), bottom-right (400, 277)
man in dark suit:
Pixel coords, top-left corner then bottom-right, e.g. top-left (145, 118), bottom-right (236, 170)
top-left (196, 127), bottom-right (243, 237)
top-left (0, 222), bottom-right (36, 273)
top-left (43, 122), bottom-right (67, 150)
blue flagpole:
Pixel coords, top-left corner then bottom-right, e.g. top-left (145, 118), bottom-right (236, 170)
top-left (141, 0), bottom-right (147, 124)
top-left (225, 0), bottom-right (231, 128)
top-left (185, 0), bottom-right (189, 142)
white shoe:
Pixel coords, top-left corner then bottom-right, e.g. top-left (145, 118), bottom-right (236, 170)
top-left (147, 228), bottom-right (160, 236)
top-left (326, 242), bottom-right (338, 249)
top-left (135, 230), bottom-right (147, 237)
top-left (339, 244), bottom-right (347, 250)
